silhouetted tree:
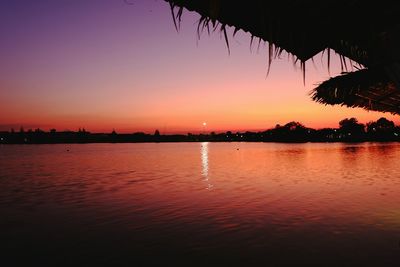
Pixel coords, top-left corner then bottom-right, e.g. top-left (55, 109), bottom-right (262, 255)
top-left (154, 129), bottom-right (160, 136)
top-left (284, 121), bottom-right (306, 131)
top-left (339, 118), bottom-right (365, 140)
top-left (366, 117), bottom-right (396, 140)
top-left (367, 117), bottom-right (395, 133)
top-left (271, 121), bottom-right (310, 142)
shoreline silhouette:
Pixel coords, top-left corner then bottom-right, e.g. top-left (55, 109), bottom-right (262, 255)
top-left (1, 117), bottom-right (399, 144)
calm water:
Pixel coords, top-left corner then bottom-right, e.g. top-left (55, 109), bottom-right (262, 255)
top-left (1, 142), bottom-right (400, 266)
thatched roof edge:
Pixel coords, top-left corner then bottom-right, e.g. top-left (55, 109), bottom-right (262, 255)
top-left (310, 69), bottom-right (400, 114)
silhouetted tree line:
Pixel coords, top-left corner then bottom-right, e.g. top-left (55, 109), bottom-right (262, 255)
top-left (1, 117), bottom-right (400, 144)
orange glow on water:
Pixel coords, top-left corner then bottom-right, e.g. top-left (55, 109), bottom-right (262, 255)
top-left (1, 143), bottom-right (400, 264)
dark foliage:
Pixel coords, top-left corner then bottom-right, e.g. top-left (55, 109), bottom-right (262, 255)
top-left (1, 118), bottom-right (399, 144)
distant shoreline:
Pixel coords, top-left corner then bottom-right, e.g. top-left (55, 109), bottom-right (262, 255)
top-left (2, 118), bottom-right (400, 144)
top-left (1, 141), bottom-right (400, 145)
top-left (2, 134), bottom-right (400, 144)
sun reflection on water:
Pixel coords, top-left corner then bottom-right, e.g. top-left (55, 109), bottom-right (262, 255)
top-left (200, 142), bottom-right (213, 189)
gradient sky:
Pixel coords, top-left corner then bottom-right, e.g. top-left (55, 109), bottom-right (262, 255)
top-left (1, 0), bottom-right (399, 133)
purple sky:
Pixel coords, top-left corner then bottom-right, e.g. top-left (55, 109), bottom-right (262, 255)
top-left (0, 0), bottom-right (398, 133)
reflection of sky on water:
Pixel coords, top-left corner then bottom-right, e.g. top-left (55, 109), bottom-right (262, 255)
top-left (2, 143), bottom-right (400, 265)
top-left (200, 142), bottom-right (213, 190)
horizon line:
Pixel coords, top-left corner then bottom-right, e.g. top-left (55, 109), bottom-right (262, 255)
top-left (1, 118), bottom-right (397, 135)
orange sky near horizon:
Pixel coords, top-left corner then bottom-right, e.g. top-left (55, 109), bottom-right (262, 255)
top-left (1, 0), bottom-right (399, 134)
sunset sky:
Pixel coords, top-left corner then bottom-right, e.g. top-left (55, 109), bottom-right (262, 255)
top-left (1, 0), bottom-right (399, 133)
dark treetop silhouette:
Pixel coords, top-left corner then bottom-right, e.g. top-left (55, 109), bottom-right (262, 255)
top-left (166, 0), bottom-right (400, 114)
top-left (1, 117), bottom-right (400, 144)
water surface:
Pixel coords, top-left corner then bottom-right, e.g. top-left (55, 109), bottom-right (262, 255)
top-left (1, 142), bottom-right (399, 266)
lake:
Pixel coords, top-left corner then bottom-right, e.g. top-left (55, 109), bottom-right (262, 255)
top-left (1, 142), bottom-right (399, 266)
